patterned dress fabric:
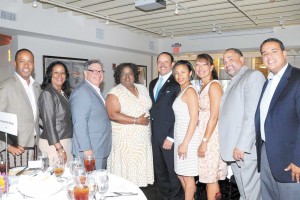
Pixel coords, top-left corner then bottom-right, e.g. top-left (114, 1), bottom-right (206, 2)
top-left (107, 83), bottom-right (154, 187)
top-left (173, 85), bottom-right (200, 176)
top-left (198, 80), bottom-right (227, 183)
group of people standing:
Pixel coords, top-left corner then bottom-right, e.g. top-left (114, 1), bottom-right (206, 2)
top-left (0, 37), bottom-right (299, 200)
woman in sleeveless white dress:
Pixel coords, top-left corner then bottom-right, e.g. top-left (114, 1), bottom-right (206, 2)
top-left (172, 60), bottom-right (200, 200)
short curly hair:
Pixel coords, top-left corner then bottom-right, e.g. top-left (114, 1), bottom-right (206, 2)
top-left (113, 63), bottom-right (139, 85)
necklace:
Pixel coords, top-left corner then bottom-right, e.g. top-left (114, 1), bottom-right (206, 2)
top-left (179, 84), bottom-right (191, 95)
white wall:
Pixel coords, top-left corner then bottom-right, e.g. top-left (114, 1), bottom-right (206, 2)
top-left (159, 25), bottom-right (300, 55)
top-left (15, 35), bottom-right (153, 95)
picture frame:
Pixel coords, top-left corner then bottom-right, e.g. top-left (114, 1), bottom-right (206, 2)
top-left (43, 55), bottom-right (88, 90)
top-left (137, 65), bottom-right (147, 87)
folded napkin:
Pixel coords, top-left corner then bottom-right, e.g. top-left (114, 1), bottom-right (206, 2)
top-left (17, 172), bottom-right (63, 198)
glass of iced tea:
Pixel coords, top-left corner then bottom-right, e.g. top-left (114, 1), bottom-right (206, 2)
top-left (84, 155), bottom-right (95, 174)
top-left (53, 157), bottom-right (65, 182)
top-left (73, 184), bottom-right (89, 200)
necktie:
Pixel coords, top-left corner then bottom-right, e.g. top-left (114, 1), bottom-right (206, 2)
top-left (154, 77), bottom-right (163, 101)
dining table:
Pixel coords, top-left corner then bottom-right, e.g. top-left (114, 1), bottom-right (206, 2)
top-left (3, 167), bottom-right (147, 200)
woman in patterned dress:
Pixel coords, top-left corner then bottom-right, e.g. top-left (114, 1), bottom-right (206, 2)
top-left (106, 63), bottom-right (154, 187)
top-left (195, 54), bottom-right (227, 200)
top-left (172, 60), bottom-right (200, 200)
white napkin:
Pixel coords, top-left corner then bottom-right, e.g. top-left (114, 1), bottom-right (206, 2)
top-left (17, 172), bottom-right (63, 198)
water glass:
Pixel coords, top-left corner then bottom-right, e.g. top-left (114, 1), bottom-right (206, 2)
top-left (87, 175), bottom-right (97, 200)
top-left (74, 167), bottom-right (87, 185)
top-left (66, 178), bottom-right (75, 200)
top-left (95, 169), bottom-right (109, 200)
top-left (70, 157), bottom-right (82, 176)
top-left (38, 152), bottom-right (49, 172)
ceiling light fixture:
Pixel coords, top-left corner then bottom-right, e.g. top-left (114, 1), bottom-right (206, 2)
top-left (174, 3), bottom-right (179, 15)
top-left (162, 30), bottom-right (166, 37)
top-left (32, 0), bottom-right (38, 8)
top-left (212, 24), bottom-right (216, 32)
top-left (218, 26), bottom-right (222, 34)
top-left (105, 16), bottom-right (109, 25)
top-left (280, 16), bottom-right (285, 29)
top-left (171, 31), bottom-right (174, 39)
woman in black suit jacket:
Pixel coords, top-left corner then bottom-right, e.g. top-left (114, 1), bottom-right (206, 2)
top-left (38, 61), bottom-right (73, 164)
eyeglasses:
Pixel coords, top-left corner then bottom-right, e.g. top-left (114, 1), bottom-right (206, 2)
top-left (88, 69), bottom-right (105, 75)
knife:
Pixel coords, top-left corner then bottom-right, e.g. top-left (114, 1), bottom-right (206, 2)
top-left (16, 166), bottom-right (28, 176)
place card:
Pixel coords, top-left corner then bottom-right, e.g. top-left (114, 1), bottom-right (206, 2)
top-left (28, 160), bottom-right (42, 169)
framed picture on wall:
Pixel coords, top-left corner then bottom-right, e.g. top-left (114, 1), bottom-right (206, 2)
top-left (43, 55), bottom-right (88, 90)
top-left (137, 65), bottom-right (147, 87)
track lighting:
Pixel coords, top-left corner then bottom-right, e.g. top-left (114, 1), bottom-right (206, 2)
top-left (280, 16), bottom-right (285, 29)
top-left (218, 26), bottom-right (222, 34)
top-left (212, 24), bottom-right (216, 32)
top-left (105, 16), bottom-right (109, 25)
top-left (32, 0), bottom-right (38, 8)
top-left (174, 3), bottom-right (179, 15)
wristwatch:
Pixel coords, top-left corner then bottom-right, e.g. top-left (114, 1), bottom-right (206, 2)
top-left (202, 137), bottom-right (208, 143)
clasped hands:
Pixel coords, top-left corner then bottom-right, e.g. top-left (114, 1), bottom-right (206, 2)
top-left (136, 113), bottom-right (150, 126)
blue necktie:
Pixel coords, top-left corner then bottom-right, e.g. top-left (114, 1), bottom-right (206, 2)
top-left (154, 77), bottom-right (163, 101)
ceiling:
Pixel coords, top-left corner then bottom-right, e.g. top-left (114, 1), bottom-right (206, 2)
top-left (25, 0), bottom-right (300, 38)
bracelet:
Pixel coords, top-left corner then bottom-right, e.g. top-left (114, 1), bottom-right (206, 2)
top-left (133, 117), bottom-right (136, 125)
top-left (56, 146), bottom-right (65, 152)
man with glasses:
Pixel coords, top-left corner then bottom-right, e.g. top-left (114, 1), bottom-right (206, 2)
top-left (70, 59), bottom-right (112, 169)
top-left (219, 48), bottom-right (265, 200)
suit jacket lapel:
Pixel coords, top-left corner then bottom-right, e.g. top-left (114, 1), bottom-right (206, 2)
top-left (83, 80), bottom-right (105, 106)
top-left (268, 65), bottom-right (292, 113)
top-left (150, 78), bottom-right (158, 102)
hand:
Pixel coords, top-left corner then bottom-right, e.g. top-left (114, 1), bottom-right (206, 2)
top-left (233, 147), bottom-right (244, 161)
top-left (162, 139), bottom-right (173, 150)
top-left (178, 143), bottom-right (188, 160)
top-left (57, 149), bottom-right (67, 163)
top-left (136, 113), bottom-right (149, 126)
top-left (7, 145), bottom-right (25, 156)
top-left (197, 142), bottom-right (207, 158)
top-left (285, 163), bottom-right (300, 183)
top-left (84, 150), bottom-right (94, 157)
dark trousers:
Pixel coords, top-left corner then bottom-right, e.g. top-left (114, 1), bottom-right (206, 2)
top-left (152, 137), bottom-right (183, 200)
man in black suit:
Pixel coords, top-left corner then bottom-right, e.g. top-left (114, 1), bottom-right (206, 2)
top-left (149, 52), bottom-right (183, 200)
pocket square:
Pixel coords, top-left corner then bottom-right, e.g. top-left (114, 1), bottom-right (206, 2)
top-left (166, 91), bottom-right (170, 93)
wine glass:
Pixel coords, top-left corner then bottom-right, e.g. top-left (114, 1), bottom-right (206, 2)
top-left (66, 178), bottom-right (75, 200)
top-left (87, 175), bottom-right (97, 200)
top-left (84, 155), bottom-right (95, 174)
top-left (70, 157), bottom-right (82, 176)
top-left (95, 169), bottom-right (109, 200)
top-left (53, 157), bottom-right (65, 182)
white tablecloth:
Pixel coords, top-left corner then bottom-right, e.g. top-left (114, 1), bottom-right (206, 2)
top-left (4, 168), bottom-right (146, 200)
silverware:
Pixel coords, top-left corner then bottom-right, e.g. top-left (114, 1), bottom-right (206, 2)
top-left (16, 166), bottom-right (28, 176)
top-left (112, 192), bottom-right (138, 196)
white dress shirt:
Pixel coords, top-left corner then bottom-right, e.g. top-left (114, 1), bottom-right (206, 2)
top-left (85, 80), bottom-right (105, 103)
top-left (260, 63), bottom-right (288, 141)
top-left (15, 72), bottom-right (37, 135)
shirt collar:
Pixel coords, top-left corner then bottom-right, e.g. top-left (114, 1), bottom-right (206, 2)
top-left (15, 72), bottom-right (35, 87)
top-left (267, 63), bottom-right (288, 80)
top-left (159, 70), bottom-right (172, 81)
top-left (85, 79), bottom-right (101, 93)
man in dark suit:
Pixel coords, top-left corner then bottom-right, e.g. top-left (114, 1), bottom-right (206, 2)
top-left (255, 38), bottom-right (300, 199)
top-left (149, 52), bottom-right (183, 200)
